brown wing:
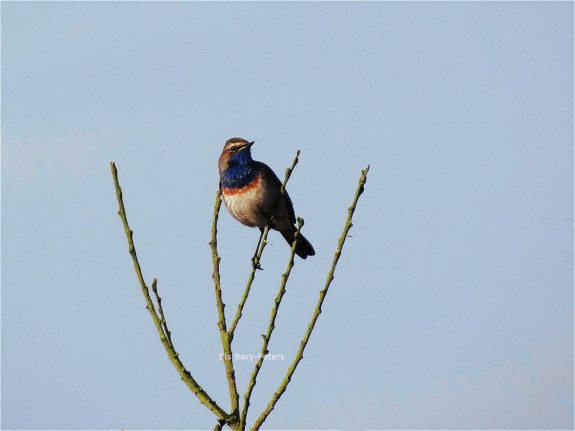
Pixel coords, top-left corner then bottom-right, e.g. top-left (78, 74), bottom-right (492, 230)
top-left (254, 161), bottom-right (297, 225)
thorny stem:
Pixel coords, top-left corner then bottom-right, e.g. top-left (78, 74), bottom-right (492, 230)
top-left (152, 278), bottom-right (172, 346)
top-left (209, 190), bottom-right (240, 424)
top-left (251, 165), bottom-right (370, 430)
top-left (240, 218), bottom-right (304, 428)
top-left (110, 162), bottom-right (231, 423)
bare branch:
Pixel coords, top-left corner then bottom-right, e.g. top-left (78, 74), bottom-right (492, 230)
top-left (209, 190), bottom-right (240, 424)
top-left (151, 278), bottom-right (172, 346)
top-left (240, 218), bottom-right (304, 428)
top-left (110, 162), bottom-right (230, 423)
top-left (251, 165), bottom-right (370, 429)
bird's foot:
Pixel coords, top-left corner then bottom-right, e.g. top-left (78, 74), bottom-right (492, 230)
top-left (251, 257), bottom-right (263, 270)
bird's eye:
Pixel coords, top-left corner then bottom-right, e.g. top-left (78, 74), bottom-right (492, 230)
top-left (230, 145), bottom-right (237, 152)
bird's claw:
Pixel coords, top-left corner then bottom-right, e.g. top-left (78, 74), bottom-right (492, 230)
top-left (251, 257), bottom-right (263, 270)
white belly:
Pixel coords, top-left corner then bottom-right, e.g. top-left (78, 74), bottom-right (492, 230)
top-left (222, 181), bottom-right (266, 228)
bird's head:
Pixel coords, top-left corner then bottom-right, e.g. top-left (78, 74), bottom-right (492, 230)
top-left (218, 137), bottom-right (254, 174)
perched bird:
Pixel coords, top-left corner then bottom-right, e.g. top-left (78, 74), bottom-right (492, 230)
top-left (218, 137), bottom-right (315, 263)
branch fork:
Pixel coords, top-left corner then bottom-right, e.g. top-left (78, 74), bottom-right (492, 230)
top-left (111, 156), bottom-right (369, 430)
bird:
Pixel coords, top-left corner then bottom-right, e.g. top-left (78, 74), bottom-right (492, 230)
top-left (218, 137), bottom-right (315, 265)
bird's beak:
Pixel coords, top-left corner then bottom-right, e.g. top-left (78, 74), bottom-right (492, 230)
top-left (237, 141), bottom-right (254, 152)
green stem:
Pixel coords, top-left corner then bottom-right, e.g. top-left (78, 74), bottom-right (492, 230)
top-left (240, 218), bottom-right (304, 428)
top-left (227, 223), bottom-right (270, 341)
top-left (110, 162), bottom-right (230, 422)
top-left (251, 165), bottom-right (370, 430)
top-left (209, 190), bottom-right (240, 423)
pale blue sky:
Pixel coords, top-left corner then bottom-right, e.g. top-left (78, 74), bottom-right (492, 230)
top-left (2, 2), bottom-right (573, 430)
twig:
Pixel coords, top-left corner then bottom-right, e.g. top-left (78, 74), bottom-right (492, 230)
top-left (251, 165), bottom-right (370, 429)
top-left (226, 223), bottom-right (270, 342)
top-left (209, 190), bottom-right (240, 423)
top-left (110, 162), bottom-right (230, 423)
top-left (240, 218), bottom-right (304, 428)
top-left (151, 278), bottom-right (172, 346)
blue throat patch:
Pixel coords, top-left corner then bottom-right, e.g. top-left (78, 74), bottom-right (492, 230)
top-left (221, 150), bottom-right (257, 189)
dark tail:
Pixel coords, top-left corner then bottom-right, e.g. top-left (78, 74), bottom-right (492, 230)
top-left (280, 225), bottom-right (315, 259)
